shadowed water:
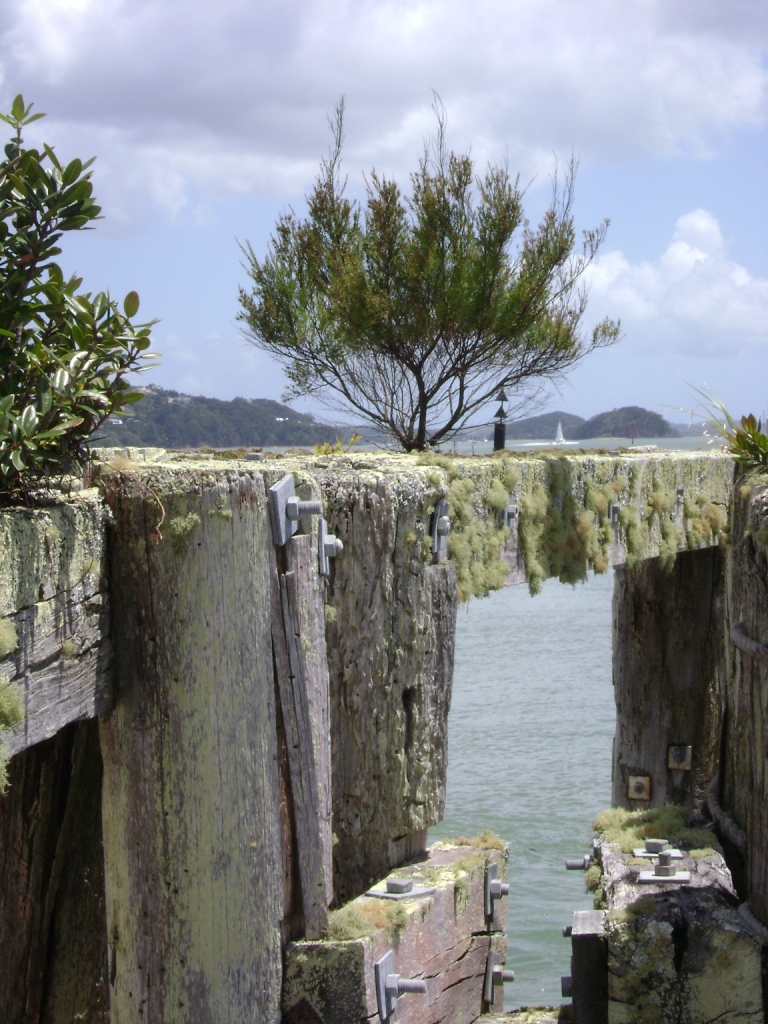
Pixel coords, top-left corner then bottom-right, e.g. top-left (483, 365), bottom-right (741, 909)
top-left (429, 570), bottom-right (615, 1010)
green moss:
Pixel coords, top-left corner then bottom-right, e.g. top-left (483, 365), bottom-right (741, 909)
top-left (499, 459), bottom-right (521, 493)
top-left (325, 899), bottom-right (408, 942)
top-left (593, 805), bottom-right (718, 854)
top-left (0, 619), bottom-right (18, 660)
top-left (483, 477), bottom-right (509, 513)
top-left (168, 512), bottom-right (201, 554)
top-left (452, 828), bottom-right (507, 851)
top-left (584, 863), bottom-right (602, 892)
top-left (60, 639), bottom-right (79, 658)
top-left (324, 604), bottom-right (337, 623)
top-left (0, 679), bottom-right (24, 794)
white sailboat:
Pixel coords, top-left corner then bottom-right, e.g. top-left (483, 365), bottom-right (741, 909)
top-left (554, 420), bottom-right (566, 444)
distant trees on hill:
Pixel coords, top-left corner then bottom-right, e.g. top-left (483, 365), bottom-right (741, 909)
top-left (570, 406), bottom-right (679, 440)
top-left (94, 387), bottom-right (340, 449)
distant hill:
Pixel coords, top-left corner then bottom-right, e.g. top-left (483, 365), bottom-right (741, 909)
top-left (504, 410), bottom-right (585, 440)
top-left (93, 386), bottom-right (344, 449)
top-left (571, 406), bottom-right (680, 440)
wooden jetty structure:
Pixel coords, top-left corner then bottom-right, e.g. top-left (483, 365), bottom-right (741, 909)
top-left (0, 449), bottom-right (764, 1022)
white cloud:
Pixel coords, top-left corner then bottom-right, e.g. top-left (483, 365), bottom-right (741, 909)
top-left (584, 209), bottom-right (768, 356)
top-left (0, 0), bottom-right (765, 228)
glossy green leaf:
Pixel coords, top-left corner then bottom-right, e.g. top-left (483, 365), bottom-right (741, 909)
top-left (123, 290), bottom-right (140, 318)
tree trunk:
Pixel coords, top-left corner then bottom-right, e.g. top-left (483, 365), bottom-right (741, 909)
top-left (612, 548), bottom-right (725, 810)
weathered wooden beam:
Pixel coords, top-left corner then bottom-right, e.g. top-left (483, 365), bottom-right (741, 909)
top-left (611, 547), bottom-right (726, 810)
top-left (100, 469), bottom-right (284, 1024)
top-left (721, 477), bottom-right (768, 927)
top-left (271, 531), bottom-right (333, 939)
top-left (0, 495), bottom-right (112, 758)
top-left (283, 842), bottom-right (509, 1024)
top-left (591, 835), bottom-right (763, 1022)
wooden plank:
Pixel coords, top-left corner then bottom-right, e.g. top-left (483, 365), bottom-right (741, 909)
top-left (283, 843), bottom-right (509, 1024)
top-left (721, 479), bottom-right (768, 925)
top-left (611, 548), bottom-right (725, 809)
top-left (0, 496), bottom-right (112, 757)
top-left (270, 533), bottom-right (332, 940)
top-left (3, 590), bottom-right (112, 756)
top-left (100, 469), bottom-right (284, 1024)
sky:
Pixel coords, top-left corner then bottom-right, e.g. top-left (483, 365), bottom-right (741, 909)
top-left (1, 0), bottom-right (767, 428)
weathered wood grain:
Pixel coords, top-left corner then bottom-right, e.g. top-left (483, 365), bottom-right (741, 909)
top-left (316, 468), bottom-right (458, 903)
top-left (0, 496), bottom-right (112, 757)
top-left (611, 548), bottom-right (725, 810)
top-left (594, 838), bottom-right (762, 1023)
top-left (721, 478), bottom-right (768, 926)
top-left (100, 469), bottom-right (284, 1024)
top-left (283, 843), bottom-right (509, 1024)
top-left (271, 532), bottom-right (333, 939)
top-left (0, 719), bottom-right (107, 1024)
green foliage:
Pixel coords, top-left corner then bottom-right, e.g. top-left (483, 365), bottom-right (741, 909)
top-left (572, 405), bottom-right (679, 440)
top-left (315, 433), bottom-right (360, 455)
top-left (239, 98), bottom-right (618, 451)
top-left (0, 95), bottom-right (157, 501)
top-left (694, 387), bottom-right (768, 472)
top-left (96, 386), bottom-right (339, 449)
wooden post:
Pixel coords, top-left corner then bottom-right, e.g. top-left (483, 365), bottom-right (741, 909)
top-left (100, 470), bottom-right (284, 1024)
top-left (612, 547), bottom-right (725, 810)
top-left (0, 719), bottom-right (107, 1023)
top-left (721, 479), bottom-right (768, 925)
top-left (271, 532), bottom-right (333, 939)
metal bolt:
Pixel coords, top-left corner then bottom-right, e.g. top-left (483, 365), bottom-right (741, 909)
top-left (430, 499), bottom-right (451, 560)
top-left (504, 497), bottom-right (518, 528)
top-left (655, 851), bottom-right (676, 877)
top-left (374, 951), bottom-right (426, 1020)
top-left (317, 518), bottom-right (343, 577)
top-left (565, 855), bottom-right (591, 870)
top-left (286, 496), bottom-right (323, 521)
top-left (484, 863), bottom-right (509, 918)
top-left (269, 474), bottom-right (324, 546)
top-left (386, 878), bottom-right (413, 894)
top-left (483, 951), bottom-right (514, 1003)
top-left (387, 975), bottom-right (427, 997)
top-left (645, 838), bottom-right (669, 854)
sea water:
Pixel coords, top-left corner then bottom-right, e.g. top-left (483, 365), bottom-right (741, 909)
top-left (429, 569), bottom-right (615, 1010)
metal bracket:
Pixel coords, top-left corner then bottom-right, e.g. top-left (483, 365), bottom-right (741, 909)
top-left (269, 474), bottom-right (299, 546)
top-left (565, 854), bottom-right (591, 870)
top-left (484, 862), bottom-right (509, 919)
top-left (503, 496), bottom-right (518, 529)
top-left (482, 950), bottom-right (515, 1004)
top-left (318, 518), bottom-right (343, 577)
top-left (374, 950), bottom-right (427, 1021)
top-left (430, 499), bottom-right (450, 560)
top-left (268, 473), bottom-right (323, 546)
top-left (365, 876), bottom-right (436, 900)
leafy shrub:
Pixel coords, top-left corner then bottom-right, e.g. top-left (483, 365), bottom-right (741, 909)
top-left (0, 95), bottom-right (157, 502)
